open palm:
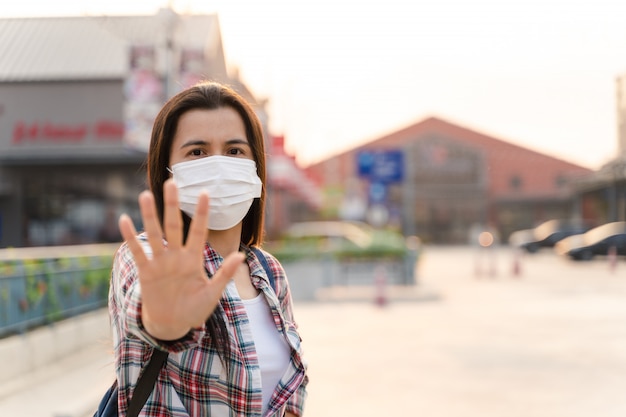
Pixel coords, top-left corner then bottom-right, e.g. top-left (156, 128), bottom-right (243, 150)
top-left (118, 179), bottom-right (244, 341)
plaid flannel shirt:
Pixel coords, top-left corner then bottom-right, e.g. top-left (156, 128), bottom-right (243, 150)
top-left (109, 234), bottom-right (308, 416)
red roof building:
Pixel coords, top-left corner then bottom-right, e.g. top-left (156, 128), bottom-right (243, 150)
top-left (305, 117), bottom-right (592, 243)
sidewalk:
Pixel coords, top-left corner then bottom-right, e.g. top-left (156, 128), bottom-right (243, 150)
top-left (0, 310), bottom-right (115, 417)
top-left (0, 342), bottom-right (115, 417)
top-left (315, 283), bottom-right (440, 303)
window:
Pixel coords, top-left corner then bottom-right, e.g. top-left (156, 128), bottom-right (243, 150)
top-left (555, 175), bottom-right (567, 188)
top-left (510, 175), bottom-right (522, 190)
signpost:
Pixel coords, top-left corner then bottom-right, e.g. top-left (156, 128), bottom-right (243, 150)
top-left (357, 149), bottom-right (404, 184)
top-left (356, 150), bottom-right (404, 227)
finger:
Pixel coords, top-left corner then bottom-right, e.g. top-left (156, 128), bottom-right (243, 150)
top-left (163, 179), bottom-right (183, 250)
top-left (186, 191), bottom-right (210, 255)
top-left (138, 190), bottom-right (165, 257)
top-left (119, 214), bottom-right (149, 267)
top-left (193, 252), bottom-right (244, 328)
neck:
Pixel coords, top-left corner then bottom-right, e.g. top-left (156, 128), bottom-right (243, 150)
top-left (206, 225), bottom-right (243, 257)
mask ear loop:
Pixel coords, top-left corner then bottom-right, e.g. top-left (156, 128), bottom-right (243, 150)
top-left (166, 167), bottom-right (173, 174)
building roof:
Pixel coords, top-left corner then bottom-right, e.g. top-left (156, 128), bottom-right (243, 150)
top-left (367, 116), bottom-right (590, 170)
top-left (0, 12), bottom-right (225, 82)
top-left (305, 116), bottom-right (593, 199)
top-left (372, 116), bottom-right (592, 198)
top-left (0, 16), bottom-right (126, 81)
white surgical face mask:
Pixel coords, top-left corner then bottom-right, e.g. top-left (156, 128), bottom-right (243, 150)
top-left (169, 155), bottom-right (262, 230)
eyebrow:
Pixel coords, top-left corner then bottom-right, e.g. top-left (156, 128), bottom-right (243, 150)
top-left (179, 139), bottom-right (207, 149)
top-left (225, 138), bottom-right (250, 146)
top-left (179, 138), bottom-right (250, 149)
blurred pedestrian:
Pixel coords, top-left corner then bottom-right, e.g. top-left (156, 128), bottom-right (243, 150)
top-left (108, 81), bottom-right (308, 416)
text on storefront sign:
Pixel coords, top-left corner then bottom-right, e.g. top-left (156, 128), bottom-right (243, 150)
top-left (12, 121), bottom-right (124, 144)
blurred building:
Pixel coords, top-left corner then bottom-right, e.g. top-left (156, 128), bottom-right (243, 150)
top-left (305, 117), bottom-right (592, 244)
top-left (570, 73), bottom-right (626, 225)
top-left (0, 11), bottom-right (315, 247)
top-left (618, 74), bottom-right (626, 156)
top-left (574, 160), bottom-right (626, 224)
top-left (265, 135), bottom-right (322, 239)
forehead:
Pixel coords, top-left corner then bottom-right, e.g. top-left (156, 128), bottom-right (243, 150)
top-left (174, 107), bottom-right (246, 137)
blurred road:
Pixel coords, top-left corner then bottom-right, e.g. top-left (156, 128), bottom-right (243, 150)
top-left (302, 246), bottom-right (626, 416)
top-left (1, 245), bottom-right (626, 416)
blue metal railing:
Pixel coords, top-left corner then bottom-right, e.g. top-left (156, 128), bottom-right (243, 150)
top-left (0, 243), bottom-right (119, 338)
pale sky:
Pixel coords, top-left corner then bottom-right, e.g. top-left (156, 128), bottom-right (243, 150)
top-left (3, 0), bottom-right (626, 169)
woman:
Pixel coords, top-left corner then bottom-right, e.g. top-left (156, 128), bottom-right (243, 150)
top-left (109, 81), bottom-right (308, 416)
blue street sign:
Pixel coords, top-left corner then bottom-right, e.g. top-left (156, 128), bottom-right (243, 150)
top-left (357, 150), bottom-right (404, 183)
top-left (369, 182), bottom-right (387, 203)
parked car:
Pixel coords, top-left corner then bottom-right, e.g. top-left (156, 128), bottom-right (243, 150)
top-left (508, 228), bottom-right (535, 249)
top-left (264, 221), bottom-right (413, 262)
top-left (509, 219), bottom-right (594, 253)
top-left (555, 221), bottom-right (626, 260)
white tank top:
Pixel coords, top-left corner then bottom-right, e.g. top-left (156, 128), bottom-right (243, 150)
top-left (242, 293), bottom-right (292, 413)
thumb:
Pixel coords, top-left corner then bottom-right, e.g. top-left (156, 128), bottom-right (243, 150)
top-left (208, 251), bottom-right (246, 297)
top-left (197, 252), bottom-right (246, 328)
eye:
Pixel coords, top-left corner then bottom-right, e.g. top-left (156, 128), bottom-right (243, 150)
top-left (226, 147), bottom-right (244, 156)
top-left (187, 148), bottom-right (205, 157)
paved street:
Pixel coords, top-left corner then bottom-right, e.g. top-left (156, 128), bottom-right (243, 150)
top-left (2, 245), bottom-right (626, 416)
top-left (300, 246), bottom-right (626, 416)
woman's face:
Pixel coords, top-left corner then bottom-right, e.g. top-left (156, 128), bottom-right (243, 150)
top-left (169, 107), bottom-right (253, 168)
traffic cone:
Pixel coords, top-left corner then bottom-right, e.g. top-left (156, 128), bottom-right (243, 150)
top-left (608, 245), bottom-right (617, 273)
top-left (512, 249), bottom-right (522, 278)
top-left (375, 266), bottom-right (387, 307)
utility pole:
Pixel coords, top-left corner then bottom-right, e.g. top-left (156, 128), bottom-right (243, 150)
top-left (158, 5), bottom-right (178, 99)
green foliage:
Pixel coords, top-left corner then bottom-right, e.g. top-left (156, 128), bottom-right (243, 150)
top-left (265, 226), bottom-right (411, 263)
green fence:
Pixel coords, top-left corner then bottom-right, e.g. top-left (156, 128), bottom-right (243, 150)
top-left (0, 243), bottom-right (119, 338)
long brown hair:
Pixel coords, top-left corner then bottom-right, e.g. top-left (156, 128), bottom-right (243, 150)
top-left (145, 81), bottom-right (267, 364)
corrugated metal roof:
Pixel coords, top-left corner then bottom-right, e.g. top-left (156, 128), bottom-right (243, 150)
top-left (0, 17), bottom-right (127, 81)
top-left (0, 13), bottom-right (220, 82)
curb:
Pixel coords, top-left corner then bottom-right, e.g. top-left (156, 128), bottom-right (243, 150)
top-left (314, 284), bottom-right (441, 303)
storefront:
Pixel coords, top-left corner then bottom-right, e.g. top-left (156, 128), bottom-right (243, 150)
top-left (0, 81), bottom-right (146, 247)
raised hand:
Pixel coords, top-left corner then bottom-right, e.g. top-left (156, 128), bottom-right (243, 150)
top-left (118, 179), bottom-right (244, 341)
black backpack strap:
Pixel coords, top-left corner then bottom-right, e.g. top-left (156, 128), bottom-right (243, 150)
top-left (250, 246), bottom-right (276, 291)
top-left (127, 349), bottom-right (169, 417)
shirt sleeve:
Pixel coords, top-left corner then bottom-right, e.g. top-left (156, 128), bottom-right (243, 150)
top-left (110, 238), bottom-right (206, 352)
top-left (285, 373), bottom-right (309, 416)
